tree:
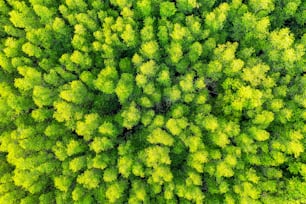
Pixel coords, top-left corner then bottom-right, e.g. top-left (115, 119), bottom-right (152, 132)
top-left (115, 73), bottom-right (134, 104)
top-left (76, 113), bottom-right (101, 141)
top-left (60, 80), bottom-right (90, 105)
top-left (176, 0), bottom-right (198, 13)
top-left (147, 128), bottom-right (174, 146)
top-left (94, 66), bottom-right (118, 94)
top-left (98, 122), bottom-right (119, 138)
top-left (54, 175), bottom-right (73, 192)
top-left (160, 2), bottom-right (176, 18)
top-left (0, 0), bottom-right (305, 203)
top-left (121, 101), bottom-right (141, 129)
top-left (14, 66), bottom-right (42, 91)
top-left (53, 100), bottom-right (83, 129)
top-left (33, 4), bottom-right (55, 24)
top-left (139, 60), bottom-right (158, 77)
top-left (105, 181), bottom-right (127, 203)
top-left (103, 168), bottom-right (118, 182)
top-left (140, 146), bottom-right (171, 168)
top-left (77, 169), bottom-right (101, 189)
top-left (136, 0), bottom-right (151, 17)
top-left (9, 2), bottom-right (39, 29)
top-left (205, 3), bottom-right (230, 32)
top-left (90, 137), bottom-right (114, 153)
top-left (141, 40), bottom-right (159, 60)
top-left (32, 86), bottom-right (56, 107)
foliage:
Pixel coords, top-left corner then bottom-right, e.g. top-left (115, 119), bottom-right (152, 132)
top-left (0, 0), bottom-right (305, 203)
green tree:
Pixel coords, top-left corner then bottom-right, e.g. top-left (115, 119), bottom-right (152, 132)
top-left (94, 66), bottom-right (118, 94)
top-left (115, 73), bottom-right (134, 104)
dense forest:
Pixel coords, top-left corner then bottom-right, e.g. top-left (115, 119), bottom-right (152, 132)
top-left (0, 0), bottom-right (305, 203)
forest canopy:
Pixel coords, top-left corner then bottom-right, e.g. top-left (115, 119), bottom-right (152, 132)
top-left (0, 0), bottom-right (305, 203)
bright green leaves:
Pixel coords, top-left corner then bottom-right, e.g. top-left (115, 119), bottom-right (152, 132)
top-left (103, 168), bottom-right (118, 182)
top-left (94, 66), bottom-right (118, 94)
top-left (203, 115), bottom-right (219, 132)
top-left (135, 74), bottom-right (147, 87)
top-left (52, 17), bottom-right (66, 33)
top-left (266, 28), bottom-right (304, 72)
top-left (224, 59), bottom-right (244, 76)
top-left (281, 130), bottom-right (305, 158)
top-left (186, 170), bottom-right (202, 186)
top-left (140, 18), bottom-right (154, 41)
top-left (187, 150), bottom-right (209, 173)
top-left (9, 2), bottom-right (38, 29)
top-left (99, 122), bottom-right (118, 138)
top-left (147, 128), bottom-right (174, 146)
top-left (139, 60), bottom-right (158, 77)
top-left (60, 80), bottom-right (90, 105)
top-left (157, 68), bottom-right (171, 86)
top-left (270, 27), bottom-right (293, 48)
top-left (160, 2), bottom-right (177, 18)
top-left (115, 73), bottom-right (134, 104)
top-left (188, 42), bottom-right (202, 63)
top-left (214, 42), bottom-right (239, 63)
top-left (121, 102), bottom-right (141, 129)
top-left (13, 170), bottom-right (44, 194)
top-left (253, 111), bottom-right (274, 127)
top-left (287, 140), bottom-right (304, 158)
top-left (141, 146), bottom-right (171, 167)
top-left (66, 139), bottom-right (87, 156)
top-left (14, 66), bottom-right (42, 91)
top-left (216, 161), bottom-right (235, 178)
top-left (76, 113), bottom-right (100, 141)
top-left (166, 117), bottom-right (188, 136)
top-left (136, 0), bottom-right (152, 17)
top-left (249, 127), bottom-right (270, 141)
top-left (179, 72), bottom-right (195, 93)
top-left (33, 5), bottom-right (55, 24)
top-left (121, 24), bottom-right (138, 47)
top-left (164, 85), bottom-right (181, 102)
top-left (105, 181), bottom-right (127, 203)
top-left (3, 38), bottom-right (23, 58)
top-left (241, 63), bottom-right (270, 87)
top-left (33, 86), bottom-right (56, 107)
top-left (151, 165), bottom-right (173, 184)
top-left (168, 43), bottom-right (183, 64)
top-left (185, 136), bottom-right (203, 153)
top-left (211, 131), bottom-right (230, 148)
top-left (90, 137), bottom-right (114, 153)
top-left (248, 0), bottom-right (275, 14)
top-left (233, 182), bottom-right (261, 200)
top-left (70, 50), bottom-right (92, 69)
top-left (22, 42), bottom-right (42, 58)
top-left (118, 156), bottom-right (133, 178)
top-left (232, 12), bottom-right (271, 44)
top-left (54, 175), bottom-right (73, 192)
top-left (157, 25), bottom-right (169, 46)
top-left (75, 13), bottom-right (98, 32)
top-left (31, 108), bottom-right (53, 122)
top-left (53, 100), bottom-right (83, 127)
top-left (111, 0), bottom-right (132, 9)
top-left (141, 40), bottom-right (159, 60)
top-left (69, 156), bottom-right (87, 173)
top-left (170, 24), bottom-right (186, 41)
top-left (205, 3), bottom-right (230, 32)
top-left (176, 0), bottom-right (198, 13)
top-left (77, 169), bottom-right (100, 189)
top-left (0, 0), bottom-right (305, 203)
top-left (129, 180), bottom-right (147, 202)
top-left (65, 0), bottom-right (88, 12)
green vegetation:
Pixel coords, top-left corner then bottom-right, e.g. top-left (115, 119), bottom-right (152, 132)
top-left (0, 0), bottom-right (305, 203)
